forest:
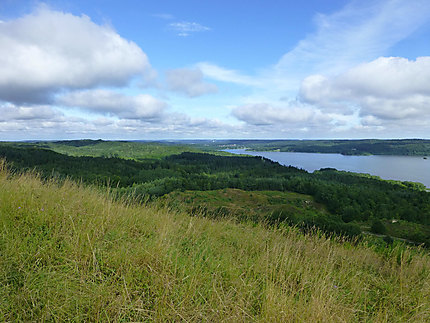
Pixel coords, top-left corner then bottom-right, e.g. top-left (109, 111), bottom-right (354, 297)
top-left (1, 140), bottom-right (429, 246)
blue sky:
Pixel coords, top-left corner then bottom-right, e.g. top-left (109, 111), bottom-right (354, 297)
top-left (1, 0), bottom-right (430, 140)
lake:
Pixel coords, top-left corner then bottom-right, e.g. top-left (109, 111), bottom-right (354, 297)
top-left (224, 149), bottom-right (430, 188)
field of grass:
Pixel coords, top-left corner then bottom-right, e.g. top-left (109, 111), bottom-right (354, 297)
top-left (1, 162), bottom-right (430, 321)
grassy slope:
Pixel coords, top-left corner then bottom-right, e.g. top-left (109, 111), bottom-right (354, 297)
top-left (1, 163), bottom-right (430, 321)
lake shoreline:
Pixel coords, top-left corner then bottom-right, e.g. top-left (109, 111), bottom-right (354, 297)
top-left (224, 149), bottom-right (430, 189)
top-left (239, 148), bottom-right (429, 157)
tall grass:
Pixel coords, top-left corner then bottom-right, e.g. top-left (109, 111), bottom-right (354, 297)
top-left (0, 161), bottom-right (429, 321)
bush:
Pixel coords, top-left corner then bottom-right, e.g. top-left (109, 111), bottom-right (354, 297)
top-left (371, 219), bottom-right (386, 234)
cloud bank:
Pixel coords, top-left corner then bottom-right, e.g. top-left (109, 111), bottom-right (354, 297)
top-left (59, 90), bottom-right (167, 120)
top-left (300, 56), bottom-right (430, 122)
top-left (232, 103), bottom-right (324, 126)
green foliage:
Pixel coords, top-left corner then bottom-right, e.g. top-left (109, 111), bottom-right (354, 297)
top-left (383, 235), bottom-right (394, 245)
top-left (4, 139), bottom-right (206, 160)
top-left (384, 220), bottom-right (430, 246)
top-left (371, 219), bottom-right (387, 234)
top-left (1, 142), bottom-right (429, 245)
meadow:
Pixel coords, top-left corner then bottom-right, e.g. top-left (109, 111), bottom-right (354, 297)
top-left (1, 161), bottom-right (430, 321)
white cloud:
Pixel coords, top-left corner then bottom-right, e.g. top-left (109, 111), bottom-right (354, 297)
top-left (165, 68), bottom-right (218, 97)
top-left (337, 56), bottom-right (430, 98)
top-left (300, 75), bottom-right (336, 104)
top-left (300, 56), bottom-right (430, 121)
top-left (360, 95), bottom-right (430, 120)
top-left (0, 103), bottom-right (60, 121)
top-left (0, 102), bottom-right (239, 140)
top-left (232, 102), bottom-right (327, 126)
top-left (169, 21), bottom-right (210, 37)
top-left (0, 6), bottom-right (153, 104)
top-left (197, 62), bottom-right (262, 86)
top-left (58, 90), bottom-right (166, 120)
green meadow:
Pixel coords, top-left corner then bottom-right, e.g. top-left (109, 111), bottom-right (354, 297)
top-left (1, 161), bottom-right (430, 321)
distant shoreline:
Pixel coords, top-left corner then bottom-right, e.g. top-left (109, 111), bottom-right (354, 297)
top-left (213, 139), bottom-right (430, 157)
top-left (225, 148), bottom-right (430, 189)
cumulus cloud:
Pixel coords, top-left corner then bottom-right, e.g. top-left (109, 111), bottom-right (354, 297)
top-left (300, 56), bottom-right (430, 121)
top-left (169, 21), bottom-right (210, 37)
top-left (0, 102), bottom-right (85, 140)
top-left (359, 95), bottom-right (429, 120)
top-left (165, 68), bottom-right (218, 97)
top-left (232, 102), bottom-right (327, 126)
top-left (336, 56), bottom-right (430, 98)
top-left (0, 103), bottom-right (60, 121)
top-left (0, 6), bottom-right (153, 104)
top-left (58, 89), bottom-right (167, 120)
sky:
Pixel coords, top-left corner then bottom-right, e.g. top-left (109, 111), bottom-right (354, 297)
top-left (1, 0), bottom-right (430, 140)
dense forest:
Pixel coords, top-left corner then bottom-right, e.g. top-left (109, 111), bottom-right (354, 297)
top-left (1, 141), bottom-right (429, 246)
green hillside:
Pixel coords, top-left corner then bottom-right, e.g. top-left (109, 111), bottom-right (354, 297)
top-left (1, 143), bottom-right (430, 245)
top-left (1, 162), bottom-right (429, 321)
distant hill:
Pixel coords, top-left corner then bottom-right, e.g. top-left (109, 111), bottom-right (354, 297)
top-left (204, 139), bottom-right (430, 156)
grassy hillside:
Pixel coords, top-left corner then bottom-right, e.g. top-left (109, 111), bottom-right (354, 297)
top-left (1, 162), bottom-right (430, 321)
top-left (1, 145), bottom-right (430, 245)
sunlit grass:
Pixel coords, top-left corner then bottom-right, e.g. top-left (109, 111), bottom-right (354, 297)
top-left (0, 161), bottom-right (429, 321)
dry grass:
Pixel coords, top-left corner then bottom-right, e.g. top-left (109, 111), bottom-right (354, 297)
top-left (0, 161), bottom-right (429, 322)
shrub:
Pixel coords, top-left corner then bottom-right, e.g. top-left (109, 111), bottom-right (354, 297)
top-left (371, 219), bottom-right (386, 234)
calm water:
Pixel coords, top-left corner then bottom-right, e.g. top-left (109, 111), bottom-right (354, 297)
top-left (225, 149), bottom-right (430, 188)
